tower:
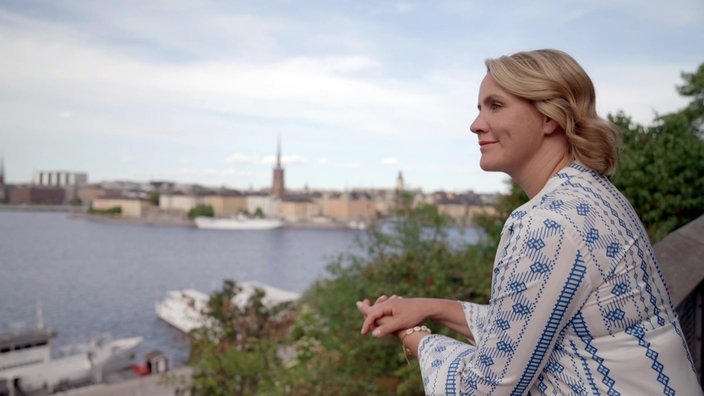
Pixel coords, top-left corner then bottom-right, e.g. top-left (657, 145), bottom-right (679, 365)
top-left (395, 170), bottom-right (405, 192)
top-left (272, 136), bottom-right (285, 199)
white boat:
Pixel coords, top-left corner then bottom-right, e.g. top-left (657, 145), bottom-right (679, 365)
top-left (154, 289), bottom-right (211, 334)
top-left (347, 220), bottom-right (368, 230)
top-left (194, 215), bottom-right (284, 230)
top-left (0, 327), bottom-right (142, 394)
top-left (155, 281), bottom-right (300, 334)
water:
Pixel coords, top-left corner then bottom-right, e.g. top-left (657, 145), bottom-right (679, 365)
top-left (0, 211), bottom-right (365, 367)
top-left (0, 211), bottom-right (481, 368)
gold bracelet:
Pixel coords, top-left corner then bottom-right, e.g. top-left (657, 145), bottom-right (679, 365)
top-left (400, 325), bottom-right (431, 363)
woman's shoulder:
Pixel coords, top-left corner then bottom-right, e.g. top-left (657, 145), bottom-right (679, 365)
top-left (511, 175), bottom-right (640, 245)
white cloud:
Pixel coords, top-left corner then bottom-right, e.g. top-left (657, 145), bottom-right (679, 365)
top-left (394, 3), bottom-right (418, 13)
top-left (178, 167), bottom-right (250, 177)
top-left (179, 156), bottom-right (197, 164)
top-left (381, 157), bottom-right (398, 165)
top-left (261, 155), bottom-right (307, 166)
top-left (225, 153), bottom-right (253, 164)
top-left (592, 62), bottom-right (693, 125)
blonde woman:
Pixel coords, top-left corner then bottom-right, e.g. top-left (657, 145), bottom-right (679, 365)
top-left (358, 49), bottom-right (702, 395)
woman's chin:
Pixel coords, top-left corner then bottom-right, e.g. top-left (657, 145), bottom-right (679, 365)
top-left (479, 158), bottom-right (501, 173)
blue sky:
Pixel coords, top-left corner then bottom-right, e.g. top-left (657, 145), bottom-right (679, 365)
top-left (1, 1), bottom-right (702, 193)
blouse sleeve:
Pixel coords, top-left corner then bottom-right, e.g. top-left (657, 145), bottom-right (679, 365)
top-left (417, 210), bottom-right (595, 395)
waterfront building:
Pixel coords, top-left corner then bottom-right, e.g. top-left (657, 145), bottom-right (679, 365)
top-left (75, 184), bottom-right (113, 205)
top-left (159, 192), bottom-right (208, 213)
top-left (33, 171), bottom-right (87, 187)
top-left (92, 196), bottom-right (148, 218)
top-left (0, 156), bottom-right (5, 203)
top-left (280, 195), bottom-right (317, 223)
top-left (247, 194), bottom-right (281, 219)
top-left (8, 185), bottom-right (65, 205)
top-left (206, 193), bottom-right (247, 217)
top-left (32, 170), bottom-right (88, 204)
top-left (432, 191), bottom-right (495, 226)
top-left (319, 191), bottom-right (376, 224)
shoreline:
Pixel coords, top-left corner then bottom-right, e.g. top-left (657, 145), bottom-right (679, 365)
top-left (68, 211), bottom-right (354, 230)
top-left (0, 204), bottom-right (354, 229)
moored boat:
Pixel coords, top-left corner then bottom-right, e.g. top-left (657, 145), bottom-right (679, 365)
top-left (155, 281), bottom-right (300, 334)
top-left (194, 215), bottom-right (284, 230)
top-left (0, 327), bottom-right (142, 394)
top-left (154, 289), bottom-right (210, 334)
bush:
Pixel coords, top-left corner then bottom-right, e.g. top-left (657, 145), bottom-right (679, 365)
top-left (88, 206), bottom-right (122, 214)
top-left (282, 203), bottom-right (495, 395)
top-left (188, 204), bottom-right (214, 219)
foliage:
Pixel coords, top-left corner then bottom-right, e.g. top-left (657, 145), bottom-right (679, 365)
top-left (188, 204), bottom-right (214, 219)
top-left (68, 197), bottom-right (82, 206)
top-left (609, 62), bottom-right (704, 243)
top-left (188, 280), bottom-right (295, 396)
top-left (281, 203), bottom-right (495, 395)
top-left (674, 62), bottom-right (704, 129)
top-left (88, 205), bottom-right (121, 214)
top-left (253, 207), bottom-right (265, 218)
top-left (148, 191), bottom-right (160, 206)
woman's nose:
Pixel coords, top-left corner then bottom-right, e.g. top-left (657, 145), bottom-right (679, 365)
top-left (470, 113), bottom-right (484, 135)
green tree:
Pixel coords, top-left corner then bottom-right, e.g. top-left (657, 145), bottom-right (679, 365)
top-left (610, 62), bottom-right (704, 242)
top-left (88, 205), bottom-right (121, 215)
top-left (279, 204), bottom-right (494, 395)
top-left (188, 204), bottom-right (214, 219)
top-left (148, 191), bottom-right (160, 206)
top-left (673, 63), bottom-right (704, 129)
top-left (188, 280), bottom-right (295, 396)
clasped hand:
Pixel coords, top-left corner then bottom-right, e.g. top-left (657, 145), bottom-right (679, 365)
top-left (356, 294), bottom-right (425, 338)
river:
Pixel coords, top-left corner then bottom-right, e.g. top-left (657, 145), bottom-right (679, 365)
top-left (0, 210), bottom-right (480, 368)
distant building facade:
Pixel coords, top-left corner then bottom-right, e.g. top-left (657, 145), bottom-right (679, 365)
top-left (0, 156), bottom-right (5, 203)
top-left (33, 170), bottom-right (88, 204)
top-left (247, 194), bottom-right (281, 219)
top-left (159, 193), bottom-right (208, 213)
top-left (206, 194), bottom-right (247, 217)
top-left (92, 197), bottom-right (148, 218)
top-left (33, 171), bottom-right (88, 187)
top-left (319, 192), bottom-right (376, 223)
top-left (280, 196), bottom-right (317, 222)
top-left (8, 186), bottom-right (65, 205)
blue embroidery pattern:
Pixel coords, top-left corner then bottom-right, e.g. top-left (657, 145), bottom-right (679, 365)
top-left (415, 164), bottom-right (700, 395)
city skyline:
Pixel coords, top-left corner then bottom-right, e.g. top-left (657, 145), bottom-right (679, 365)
top-left (1, 1), bottom-right (702, 193)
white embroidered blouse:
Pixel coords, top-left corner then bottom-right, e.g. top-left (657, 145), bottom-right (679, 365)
top-left (417, 163), bottom-right (702, 395)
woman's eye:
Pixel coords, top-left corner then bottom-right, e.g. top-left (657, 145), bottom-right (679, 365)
top-left (491, 102), bottom-right (502, 110)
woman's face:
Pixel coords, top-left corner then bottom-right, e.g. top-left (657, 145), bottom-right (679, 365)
top-left (469, 74), bottom-right (550, 177)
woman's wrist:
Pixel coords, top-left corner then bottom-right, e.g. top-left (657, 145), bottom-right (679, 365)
top-left (399, 325), bottom-right (432, 363)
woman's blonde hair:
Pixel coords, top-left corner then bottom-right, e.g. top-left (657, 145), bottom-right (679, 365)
top-left (486, 49), bottom-right (621, 176)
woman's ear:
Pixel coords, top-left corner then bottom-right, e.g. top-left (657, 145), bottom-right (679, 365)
top-left (542, 116), bottom-right (561, 136)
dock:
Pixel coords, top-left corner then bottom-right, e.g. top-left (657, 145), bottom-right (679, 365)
top-left (55, 368), bottom-right (192, 396)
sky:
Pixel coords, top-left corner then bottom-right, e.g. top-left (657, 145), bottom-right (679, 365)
top-left (1, 1), bottom-right (702, 194)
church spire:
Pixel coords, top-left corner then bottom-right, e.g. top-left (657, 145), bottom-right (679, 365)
top-left (272, 136), bottom-right (285, 199)
top-left (276, 134), bottom-right (282, 170)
